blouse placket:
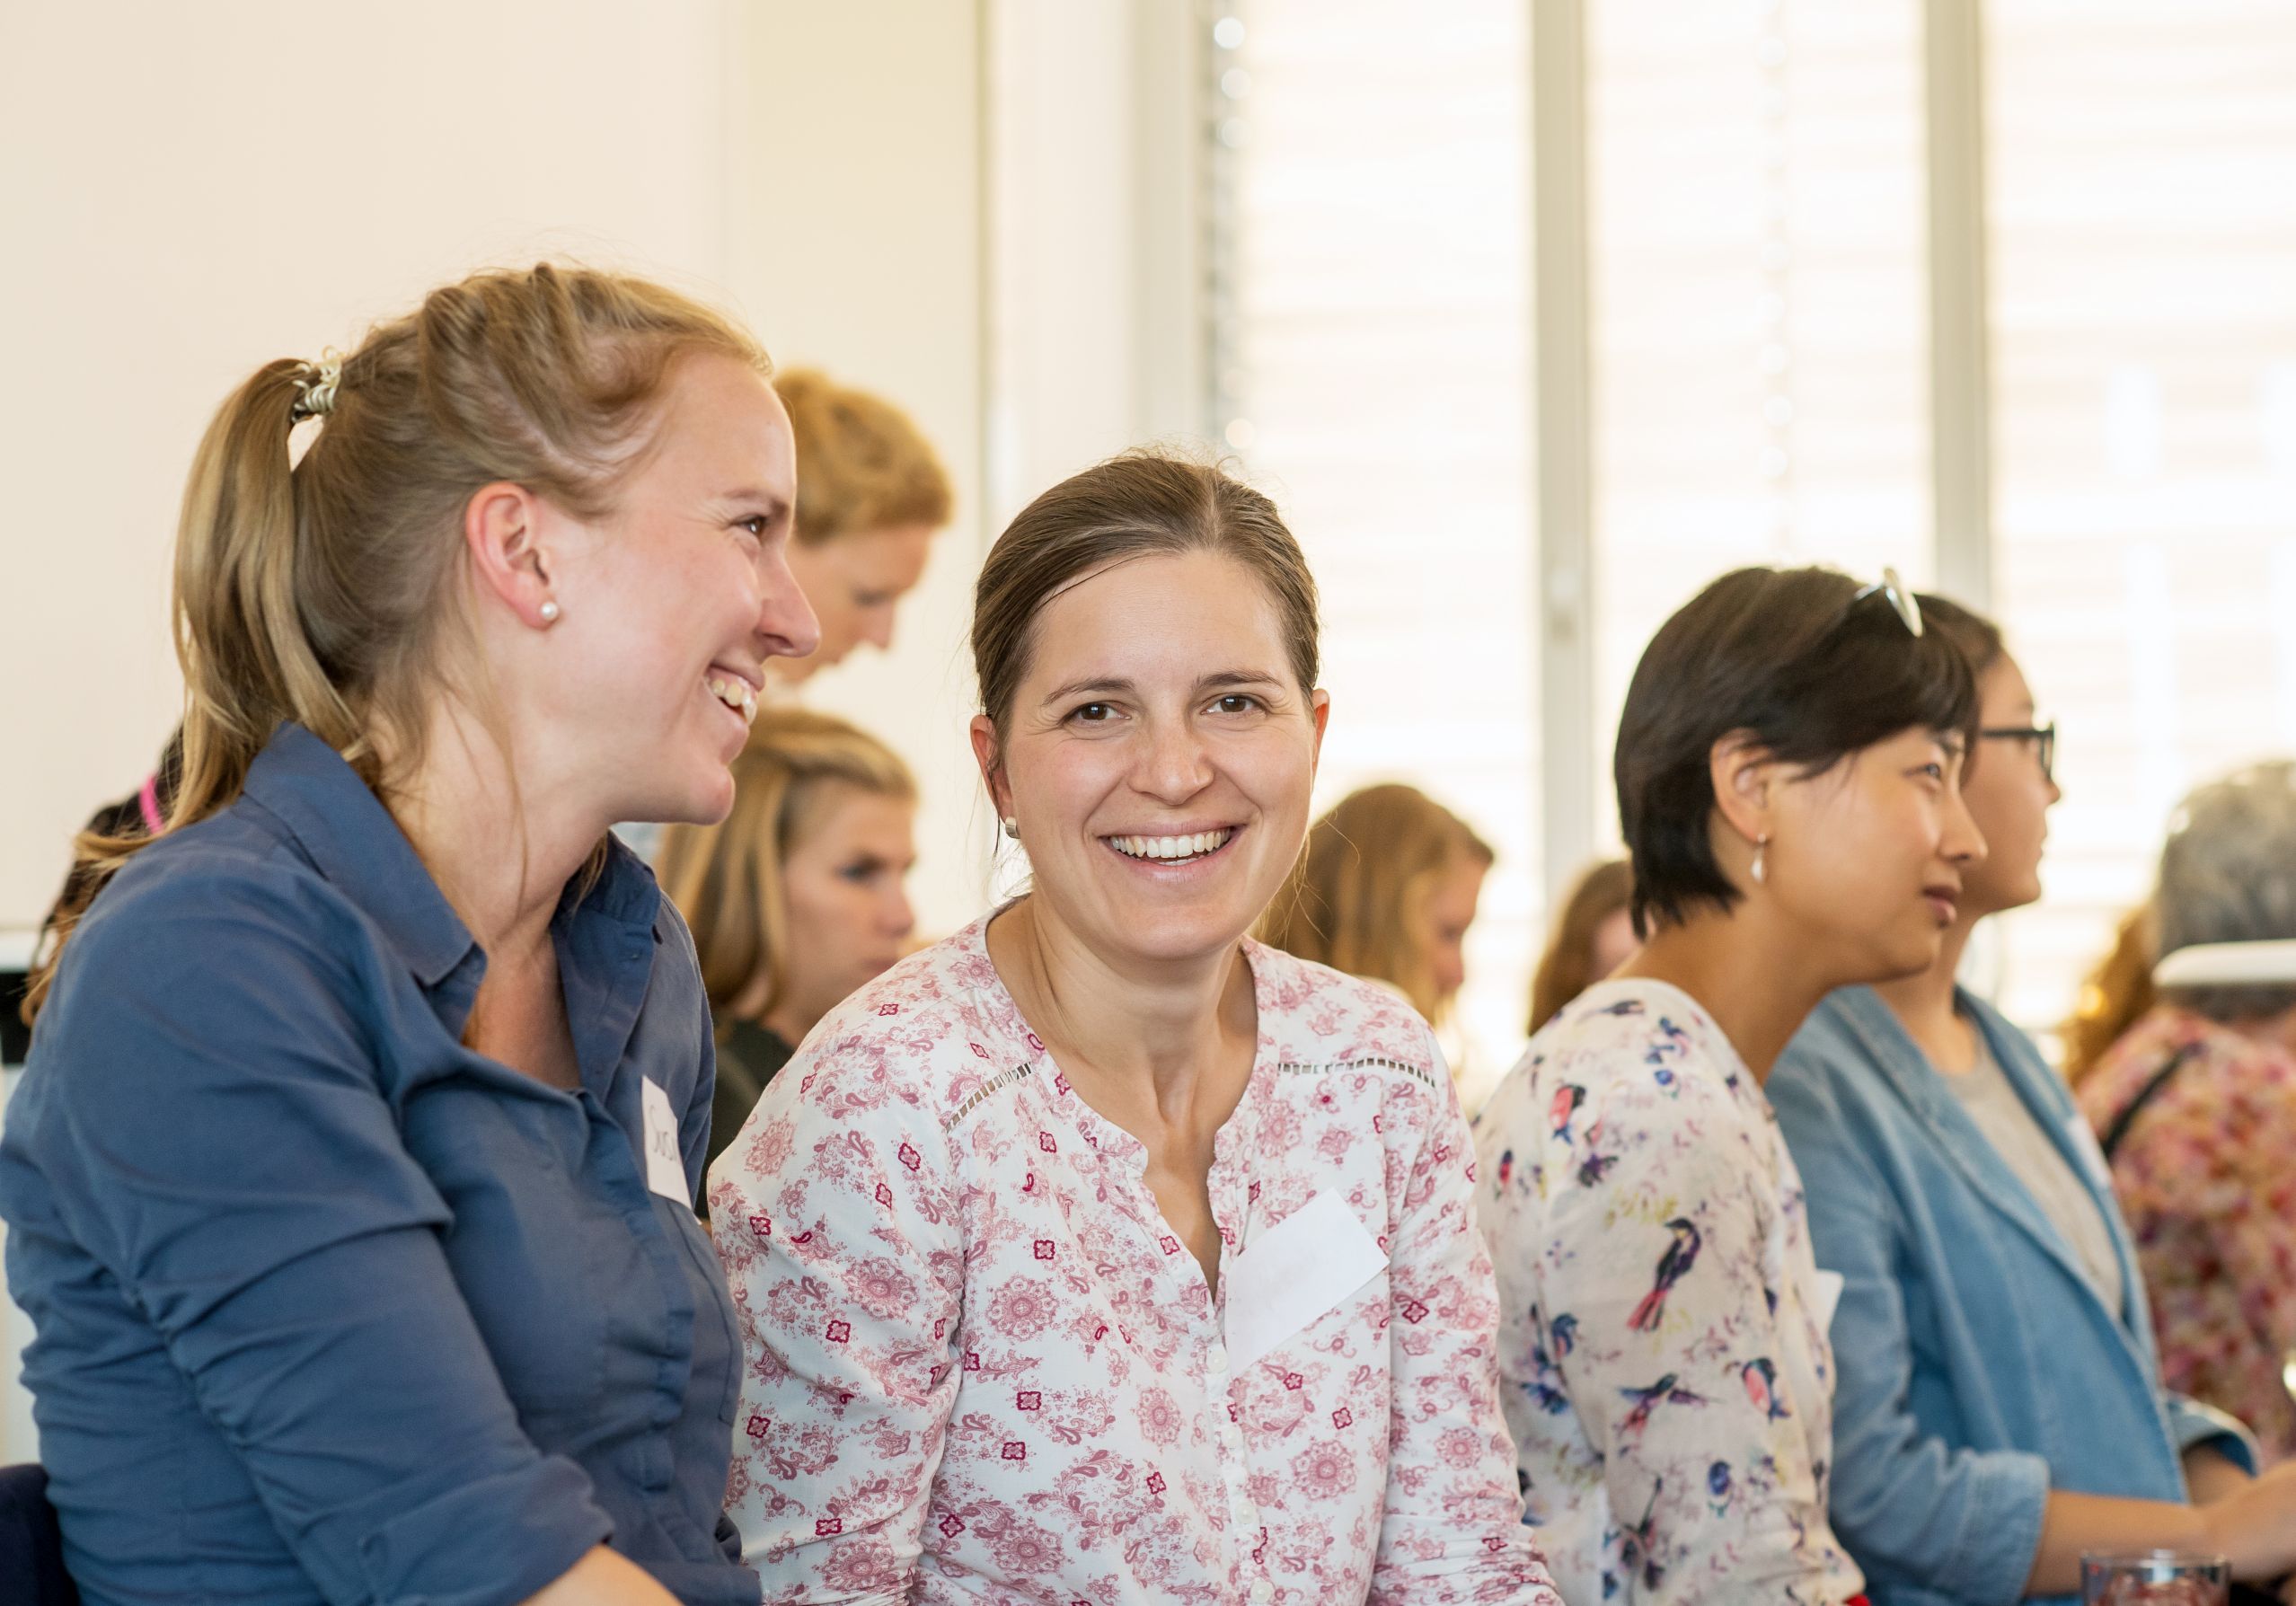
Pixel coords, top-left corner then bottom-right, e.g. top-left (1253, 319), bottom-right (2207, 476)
top-left (1045, 1045), bottom-right (1282, 1605)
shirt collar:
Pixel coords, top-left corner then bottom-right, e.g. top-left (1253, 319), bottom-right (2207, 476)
top-left (240, 723), bottom-right (663, 989)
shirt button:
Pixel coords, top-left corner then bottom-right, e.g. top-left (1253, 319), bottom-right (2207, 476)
top-left (1250, 1582), bottom-right (1275, 1603)
top-left (1222, 1424), bottom-right (1245, 1452)
top-left (1206, 1343), bottom-right (1229, 1374)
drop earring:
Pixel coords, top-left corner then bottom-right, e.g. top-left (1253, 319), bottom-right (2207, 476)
top-left (1002, 817), bottom-right (1019, 840)
top-left (1751, 834), bottom-right (1770, 886)
top-left (538, 599), bottom-right (561, 624)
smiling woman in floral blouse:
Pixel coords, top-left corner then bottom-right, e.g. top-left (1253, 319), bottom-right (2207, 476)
top-left (1475, 567), bottom-right (1984, 1605)
top-left (711, 452), bottom-right (1561, 1606)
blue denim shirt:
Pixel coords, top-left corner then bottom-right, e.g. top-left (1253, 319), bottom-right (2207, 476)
top-left (0, 725), bottom-right (756, 1606)
top-left (1771, 985), bottom-right (2255, 1606)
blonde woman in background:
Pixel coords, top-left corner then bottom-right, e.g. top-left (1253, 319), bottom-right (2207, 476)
top-left (772, 367), bottom-right (952, 685)
top-left (1258, 781), bottom-right (1493, 1028)
top-left (1527, 857), bottom-right (1638, 1035)
top-left (656, 706), bottom-right (917, 1175)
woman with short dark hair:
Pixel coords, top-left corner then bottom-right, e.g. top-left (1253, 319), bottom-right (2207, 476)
top-left (1475, 566), bottom-right (1983, 1604)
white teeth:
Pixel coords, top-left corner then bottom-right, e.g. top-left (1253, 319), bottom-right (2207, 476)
top-left (706, 675), bottom-right (758, 726)
top-left (1108, 829), bottom-right (1234, 862)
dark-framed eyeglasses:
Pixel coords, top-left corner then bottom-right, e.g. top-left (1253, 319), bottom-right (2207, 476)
top-left (1979, 720), bottom-right (2056, 783)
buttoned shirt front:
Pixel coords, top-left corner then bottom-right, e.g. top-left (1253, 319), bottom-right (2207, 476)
top-left (711, 913), bottom-right (1560, 1606)
top-left (0, 724), bottom-right (755, 1606)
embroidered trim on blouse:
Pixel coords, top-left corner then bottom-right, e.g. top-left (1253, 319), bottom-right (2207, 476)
top-left (1278, 1057), bottom-right (1441, 1092)
top-left (944, 1063), bottom-right (1040, 1131)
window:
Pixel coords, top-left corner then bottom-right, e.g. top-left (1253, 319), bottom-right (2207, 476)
top-left (1211, 0), bottom-right (2296, 1054)
top-left (1214, 0), bottom-right (1537, 1091)
top-left (1986, 0), bottom-right (2296, 1028)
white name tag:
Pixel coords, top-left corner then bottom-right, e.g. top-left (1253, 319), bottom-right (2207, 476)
top-left (1224, 1190), bottom-right (1389, 1373)
top-left (640, 1078), bottom-right (691, 1204)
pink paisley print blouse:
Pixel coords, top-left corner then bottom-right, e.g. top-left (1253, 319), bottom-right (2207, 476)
top-left (709, 913), bottom-right (1561, 1606)
top-left (1472, 979), bottom-right (1865, 1605)
top-left (2079, 1003), bottom-right (2296, 1464)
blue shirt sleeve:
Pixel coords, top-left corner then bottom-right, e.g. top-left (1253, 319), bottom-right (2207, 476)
top-left (1767, 1049), bottom-right (2051, 1605)
top-left (29, 865), bottom-right (612, 1606)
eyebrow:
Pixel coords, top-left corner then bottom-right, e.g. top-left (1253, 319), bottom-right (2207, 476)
top-left (717, 489), bottom-right (790, 516)
top-left (1038, 667), bottom-right (1286, 705)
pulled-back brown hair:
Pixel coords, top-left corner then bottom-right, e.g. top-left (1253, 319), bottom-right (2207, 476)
top-left (1257, 783), bottom-right (1492, 1025)
top-left (1528, 857), bottom-right (1635, 1035)
top-left (971, 451), bottom-right (1320, 741)
top-left (26, 262), bottom-right (768, 1020)
top-left (655, 707), bottom-right (915, 1024)
top-left (775, 368), bottom-right (952, 545)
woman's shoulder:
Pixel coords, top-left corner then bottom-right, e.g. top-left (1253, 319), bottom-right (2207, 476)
top-left (1243, 940), bottom-right (1448, 1090)
top-left (1486, 977), bottom-right (1753, 1143)
top-left (766, 920), bottom-right (1040, 1133)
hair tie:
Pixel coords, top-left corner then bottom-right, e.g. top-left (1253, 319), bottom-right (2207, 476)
top-left (290, 349), bottom-right (345, 421)
top-left (136, 773), bottom-right (164, 835)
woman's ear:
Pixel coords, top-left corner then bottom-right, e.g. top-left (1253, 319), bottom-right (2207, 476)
top-left (1709, 729), bottom-right (1777, 854)
top-left (464, 480), bottom-right (560, 630)
top-left (968, 715), bottom-right (1012, 823)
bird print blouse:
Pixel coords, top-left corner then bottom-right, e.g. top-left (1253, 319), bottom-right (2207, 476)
top-left (711, 912), bottom-right (1562, 1606)
top-left (1472, 978), bottom-right (1865, 1605)
top-left (2079, 1002), bottom-right (2296, 1464)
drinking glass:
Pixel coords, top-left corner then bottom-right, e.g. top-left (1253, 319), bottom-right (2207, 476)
top-left (2080, 1551), bottom-right (2230, 1606)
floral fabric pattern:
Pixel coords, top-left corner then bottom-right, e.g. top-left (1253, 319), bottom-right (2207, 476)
top-left (1472, 979), bottom-right (1864, 1605)
top-left (711, 913), bottom-right (1561, 1606)
top-left (2079, 1003), bottom-right (2296, 1464)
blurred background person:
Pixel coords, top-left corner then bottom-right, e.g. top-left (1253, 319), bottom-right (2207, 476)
top-left (1771, 601), bottom-right (2296, 1605)
top-left (1257, 781), bottom-right (1493, 1029)
top-left (2080, 763), bottom-right (2296, 1466)
top-left (656, 706), bottom-right (917, 1175)
top-left (2062, 902), bottom-right (2159, 1088)
top-left (1526, 856), bottom-right (1636, 1036)
top-left (770, 367), bottom-right (952, 689)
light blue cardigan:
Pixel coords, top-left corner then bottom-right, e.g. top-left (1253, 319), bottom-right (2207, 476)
top-left (1769, 985), bottom-right (2255, 1606)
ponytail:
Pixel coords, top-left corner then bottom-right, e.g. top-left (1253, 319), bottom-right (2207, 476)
top-left (25, 263), bottom-right (769, 1025)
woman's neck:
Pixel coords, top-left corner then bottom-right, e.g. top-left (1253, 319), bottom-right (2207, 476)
top-left (385, 702), bottom-right (604, 965)
top-left (1872, 914), bottom-right (1981, 1072)
top-left (986, 897), bottom-right (1251, 1118)
top-left (1619, 902), bottom-right (1839, 1082)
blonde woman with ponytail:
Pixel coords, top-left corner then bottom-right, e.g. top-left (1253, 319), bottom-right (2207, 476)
top-left (655, 706), bottom-right (917, 1175)
top-left (0, 264), bottom-right (817, 1606)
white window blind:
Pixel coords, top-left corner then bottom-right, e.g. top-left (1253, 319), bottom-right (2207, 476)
top-left (1215, 0), bottom-right (1538, 1092)
top-left (1585, 0), bottom-right (1932, 843)
top-left (1986, 0), bottom-right (2296, 1032)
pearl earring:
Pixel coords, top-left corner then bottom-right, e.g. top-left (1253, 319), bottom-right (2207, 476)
top-left (538, 599), bottom-right (561, 624)
top-left (1751, 834), bottom-right (1770, 886)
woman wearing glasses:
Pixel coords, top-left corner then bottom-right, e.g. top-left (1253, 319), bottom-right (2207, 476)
top-left (1476, 566), bottom-right (1983, 1604)
top-left (1769, 601), bottom-right (2296, 1605)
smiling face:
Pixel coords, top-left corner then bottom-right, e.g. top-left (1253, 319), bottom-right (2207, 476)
top-left (972, 549), bottom-right (1329, 971)
top-left (1959, 654), bottom-right (2060, 918)
top-left (777, 523), bottom-right (937, 684)
top-left (766, 782), bottom-right (919, 1040)
top-left (1755, 726), bottom-right (1989, 984)
top-left (529, 354), bottom-right (819, 826)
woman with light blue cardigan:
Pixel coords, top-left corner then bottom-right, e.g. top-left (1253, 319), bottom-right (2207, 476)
top-left (1769, 597), bottom-right (2296, 1605)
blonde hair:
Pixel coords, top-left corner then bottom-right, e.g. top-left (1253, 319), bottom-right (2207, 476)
top-left (2062, 900), bottom-right (2158, 1086)
top-left (655, 707), bottom-right (915, 1023)
top-left (1257, 783), bottom-right (1493, 1024)
top-left (775, 368), bottom-right (952, 546)
top-left (1529, 858), bottom-right (1635, 1036)
top-left (27, 262), bottom-right (769, 1020)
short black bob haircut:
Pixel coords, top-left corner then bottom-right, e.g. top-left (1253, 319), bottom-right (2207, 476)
top-left (1617, 565), bottom-right (1981, 937)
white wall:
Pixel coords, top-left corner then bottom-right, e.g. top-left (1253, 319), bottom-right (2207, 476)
top-left (0, 0), bottom-right (1179, 1469)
